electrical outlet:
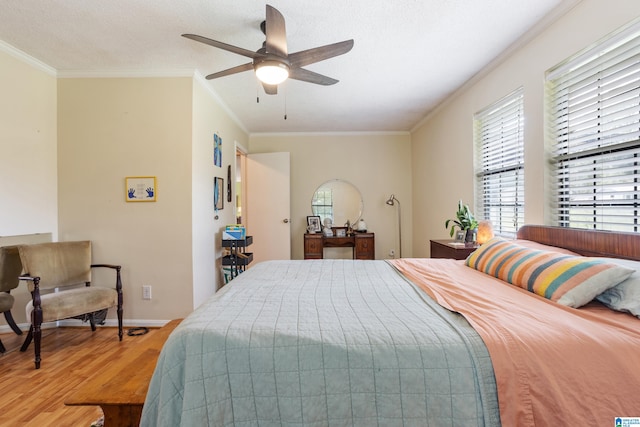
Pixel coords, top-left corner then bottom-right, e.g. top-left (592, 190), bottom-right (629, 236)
top-left (389, 249), bottom-right (395, 258)
top-left (142, 285), bottom-right (152, 300)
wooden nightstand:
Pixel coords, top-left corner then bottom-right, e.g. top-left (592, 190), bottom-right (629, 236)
top-left (430, 239), bottom-right (479, 260)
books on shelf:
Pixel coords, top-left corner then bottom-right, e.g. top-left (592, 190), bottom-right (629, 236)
top-left (223, 224), bottom-right (246, 240)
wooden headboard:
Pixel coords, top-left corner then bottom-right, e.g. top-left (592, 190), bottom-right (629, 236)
top-left (517, 225), bottom-right (640, 261)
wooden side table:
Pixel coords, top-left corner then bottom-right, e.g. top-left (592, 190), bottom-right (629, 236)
top-left (430, 239), bottom-right (479, 260)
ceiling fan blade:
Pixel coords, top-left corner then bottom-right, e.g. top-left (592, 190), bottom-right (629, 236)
top-left (182, 34), bottom-right (260, 59)
top-left (264, 5), bottom-right (287, 57)
top-left (288, 39), bottom-right (354, 68)
top-left (262, 83), bottom-right (278, 95)
top-left (206, 63), bottom-right (254, 80)
top-left (288, 68), bottom-right (339, 86)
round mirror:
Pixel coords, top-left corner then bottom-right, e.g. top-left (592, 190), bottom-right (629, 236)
top-left (311, 179), bottom-right (363, 227)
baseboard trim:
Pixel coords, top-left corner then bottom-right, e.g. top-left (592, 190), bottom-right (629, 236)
top-left (0, 319), bottom-right (172, 334)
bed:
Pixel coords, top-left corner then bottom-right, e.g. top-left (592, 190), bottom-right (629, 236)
top-left (141, 226), bottom-right (640, 426)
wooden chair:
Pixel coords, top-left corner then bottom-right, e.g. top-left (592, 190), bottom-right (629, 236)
top-left (0, 245), bottom-right (24, 352)
top-left (17, 241), bottom-right (123, 369)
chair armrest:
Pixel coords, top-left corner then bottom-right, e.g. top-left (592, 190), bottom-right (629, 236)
top-left (19, 274), bottom-right (41, 295)
top-left (90, 265), bottom-right (123, 304)
top-left (91, 264), bottom-right (121, 270)
top-left (19, 275), bottom-right (40, 290)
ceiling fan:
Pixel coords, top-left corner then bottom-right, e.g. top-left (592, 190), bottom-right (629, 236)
top-left (182, 4), bottom-right (354, 95)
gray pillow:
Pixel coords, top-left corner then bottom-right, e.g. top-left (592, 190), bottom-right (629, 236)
top-left (596, 258), bottom-right (640, 318)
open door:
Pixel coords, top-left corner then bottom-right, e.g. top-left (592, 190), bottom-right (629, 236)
top-left (246, 152), bottom-right (291, 263)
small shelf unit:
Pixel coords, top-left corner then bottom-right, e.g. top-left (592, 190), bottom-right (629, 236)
top-left (222, 236), bottom-right (253, 280)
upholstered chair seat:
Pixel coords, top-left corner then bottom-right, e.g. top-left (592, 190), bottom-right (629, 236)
top-left (25, 286), bottom-right (117, 324)
top-left (0, 292), bottom-right (14, 313)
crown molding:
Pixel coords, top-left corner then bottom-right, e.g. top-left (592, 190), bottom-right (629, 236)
top-left (193, 72), bottom-right (249, 135)
top-left (410, 0), bottom-right (582, 134)
top-left (57, 68), bottom-right (195, 78)
top-left (250, 130), bottom-right (410, 138)
top-left (0, 40), bottom-right (56, 76)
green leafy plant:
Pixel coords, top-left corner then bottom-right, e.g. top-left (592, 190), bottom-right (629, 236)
top-left (445, 200), bottom-right (479, 237)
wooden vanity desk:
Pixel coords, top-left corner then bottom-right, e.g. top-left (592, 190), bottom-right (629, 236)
top-left (304, 232), bottom-right (375, 260)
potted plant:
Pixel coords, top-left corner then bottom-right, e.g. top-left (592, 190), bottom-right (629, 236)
top-left (445, 200), bottom-right (479, 242)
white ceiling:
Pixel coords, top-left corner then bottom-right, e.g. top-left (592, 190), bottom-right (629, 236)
top-left (0, 0), bottom-right (576, 133)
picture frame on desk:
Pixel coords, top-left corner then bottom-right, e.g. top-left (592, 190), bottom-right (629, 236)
top-left (334, 227), bottom-right (347, 237)
top-left (307, 216), bottom-right (322, 233)
top-left (454, 230), bottom-right (466, 243)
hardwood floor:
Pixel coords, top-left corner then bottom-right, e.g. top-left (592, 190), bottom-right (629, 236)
top-left (0, 325), bottom-right (164, 426)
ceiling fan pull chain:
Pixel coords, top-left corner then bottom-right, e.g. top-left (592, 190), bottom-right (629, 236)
top-left (284, 86), bottom-right (287, 120)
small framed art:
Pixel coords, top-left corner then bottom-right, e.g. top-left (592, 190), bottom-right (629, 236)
top-left (454, 229), bottom-right (467, 243)
top-left (214, 177), bottom-right (224, 210)
top-left (126, 176), bottom-right (156, 202)
top-left (306, 216), bottom-right (322, 233)
top-left (214, 133), bottom-right (222, 167)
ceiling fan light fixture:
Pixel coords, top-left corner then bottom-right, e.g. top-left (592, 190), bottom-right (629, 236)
top-left (255, 61), bottom-right (290, 85)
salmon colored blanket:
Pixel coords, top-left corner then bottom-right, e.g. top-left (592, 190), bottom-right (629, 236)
top-left (391, 258), bottom-right (640, 426)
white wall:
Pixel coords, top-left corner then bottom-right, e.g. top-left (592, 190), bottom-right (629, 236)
top-left (411, 0), bottom-right (640, 257)
top-left (249, 133), bottom-right (413, 260)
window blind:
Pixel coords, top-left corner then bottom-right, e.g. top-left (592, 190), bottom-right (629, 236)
top-left (547, 19), bottom-right (640, 231)
top-left (474, 88), bottom-right (525, 237)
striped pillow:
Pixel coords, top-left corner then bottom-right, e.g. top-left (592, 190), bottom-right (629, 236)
top-left (465, 237), bottom-right (635, 308)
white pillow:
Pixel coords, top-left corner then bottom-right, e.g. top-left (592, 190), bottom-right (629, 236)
top-left (595, 258), bottom-right (640, 318)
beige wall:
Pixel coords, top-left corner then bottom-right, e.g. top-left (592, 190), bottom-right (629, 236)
top-left (249, 133), bottom-right (413, 260)
top-left (411, 0), bottom-right (640, 257)
top-left (0, 54), bottom-right (246, 326)
top-left (0, 48), bottom-right (58, 328)
top-left (0, 50), bottom-right (58, 236)
top-left (191, 77), bottom-right (249, 306)
top-left (55, 76), bottom-right (249, 324)
top-left (57, 77), bottom-right (195, 323)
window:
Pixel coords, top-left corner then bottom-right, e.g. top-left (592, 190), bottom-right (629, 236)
top-left (474, 88), bottom-right (525, 237)
top-left (547, 20), bottom-right (640, 231)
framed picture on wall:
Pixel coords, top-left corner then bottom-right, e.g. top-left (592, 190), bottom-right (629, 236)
top-left (214, 177), bottom-right (224, 210)
top-left (125, 176), bottom-right (156, 202)
top-left (214, 133), bottom-right (222, 167)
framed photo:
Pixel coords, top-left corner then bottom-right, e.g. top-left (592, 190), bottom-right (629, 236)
top-left (227, 165), bottom-right (232, 203)
top-left (335, 227), bottom-right (347, 237)
top-left (214, 177), bottom-right (224, 210)
top-left (306, 216), bottom-right (322, 233)
top-left (454, 229), bottom-right (467, 243)
top-left (214, 133), bottom-right (222, 167)
top-left (126, 176), bottom-right (156, 202)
